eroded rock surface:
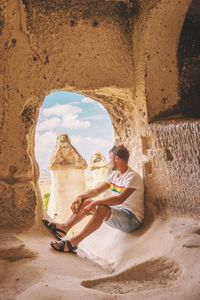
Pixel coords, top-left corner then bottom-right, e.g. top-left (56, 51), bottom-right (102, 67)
top-left (0, 2), bottom-right (199, 300)
top-left (0, 0), bottom-right (199, 230)
top-left (0, 231), bottom-right (36, 261)
top-left (82, 257), bottom-right (181, 294)
top-left (49, 134), bottom-right (87, 171)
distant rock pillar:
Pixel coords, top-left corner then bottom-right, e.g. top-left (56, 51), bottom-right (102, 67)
top-left (47, 134), bottom-right (87, 223)
top-left (89, 152), bottom-right (109, 187)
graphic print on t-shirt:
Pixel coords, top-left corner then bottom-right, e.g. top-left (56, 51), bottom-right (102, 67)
top-left (110, 182), bottom-right (125, 194)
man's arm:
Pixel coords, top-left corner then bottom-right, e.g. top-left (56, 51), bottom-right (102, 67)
top-left (71, 182), bottom-right (110, 214)
top-left (78, 182), bottom-right (110, 201)
top-left (84, 187), bottom-right (135, 214)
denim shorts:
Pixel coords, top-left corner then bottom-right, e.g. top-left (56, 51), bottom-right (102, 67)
top-left (105, 206), bottom-right (142, 233)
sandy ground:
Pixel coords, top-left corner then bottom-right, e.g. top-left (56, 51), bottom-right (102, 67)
top-left (0, 217), bottom-right (200, 300)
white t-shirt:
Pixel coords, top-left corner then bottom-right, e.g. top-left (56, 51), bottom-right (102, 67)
top-left (105, 167), bottom-right (144, 222)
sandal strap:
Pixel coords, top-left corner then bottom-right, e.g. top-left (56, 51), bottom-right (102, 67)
top-left (64, 240), bottom-right (77, 253)
top-left (43, 219), bottom-right (66, 236)
top-left (50, 240), bottom-right (77, 254)
top-left (55, 228), bottom-right (66, 235)
top-left (58, 240), bottom-right (65, 252)
top-left (43, 219), bottom-right (56, 231)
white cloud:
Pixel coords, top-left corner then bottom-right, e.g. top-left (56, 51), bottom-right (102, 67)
top-left (35, 99), bottom-right (113, 169)
top-left (42, 104), bottom-right (82, 117)
top-left (37, 103), bottom-right (90, 131)
top-left (35, 131), bottom-right (57, 169)
top-left (71, 135), bottom-right (113, 162)
top-left (71, 135), bottom-right (111, 148)
top-left (81, 97), bottom-right (94, 104)
top-left (37, 117), bottom-right (62, 131)
top-left (62, 114), bottom-right (90, 129)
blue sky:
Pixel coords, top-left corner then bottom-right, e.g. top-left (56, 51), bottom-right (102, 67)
top-left (35, 92), bottom-right (113, 170)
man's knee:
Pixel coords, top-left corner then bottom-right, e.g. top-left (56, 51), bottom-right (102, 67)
top-left (96, 205), bottom-right (111, 219)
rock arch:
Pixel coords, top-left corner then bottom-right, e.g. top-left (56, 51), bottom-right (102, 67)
top-left (0, 0), bottom-right (199, 229)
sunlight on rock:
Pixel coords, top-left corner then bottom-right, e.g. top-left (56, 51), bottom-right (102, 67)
top-left (48, 134), bottom-right (87, 223)
top-left (0, 1), bottom-right (199, 299)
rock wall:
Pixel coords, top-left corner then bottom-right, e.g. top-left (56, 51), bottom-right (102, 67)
top-left (0, 0), bottom-right (199, 228)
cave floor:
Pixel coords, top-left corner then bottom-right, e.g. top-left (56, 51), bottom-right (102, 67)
top-left (0, 217), bottom-right (200, 300)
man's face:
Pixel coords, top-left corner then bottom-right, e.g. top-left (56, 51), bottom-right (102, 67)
top-left (109, 152), bottom-right (118, 170)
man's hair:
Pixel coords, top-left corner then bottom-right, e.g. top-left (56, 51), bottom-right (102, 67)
top-left (109, 144), bottom-right (130, 162)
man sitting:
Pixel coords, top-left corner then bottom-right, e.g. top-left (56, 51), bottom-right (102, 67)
top-left (43, 144), bottom-right (144, 254)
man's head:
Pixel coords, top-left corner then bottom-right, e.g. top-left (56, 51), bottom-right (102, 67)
top-left (109, 144), bottom-right (130, 170)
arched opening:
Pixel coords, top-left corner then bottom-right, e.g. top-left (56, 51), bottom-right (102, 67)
top-left (1, 2), bottom-right (200, 299)
top-left (178, 0), bottom-right (200, 118)
top-left (35, 91), bottom-right (113, 221)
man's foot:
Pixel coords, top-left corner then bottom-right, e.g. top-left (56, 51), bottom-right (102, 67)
top-left (42, 218), bottom-right (67, 240)
top-left (50, 240), bottom-right (78, 254)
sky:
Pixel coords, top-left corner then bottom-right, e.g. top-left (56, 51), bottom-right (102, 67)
top-left (35, 91), bottom-right (114, 170)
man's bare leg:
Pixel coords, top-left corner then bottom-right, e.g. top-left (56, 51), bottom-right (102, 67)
top-left (55, 199), bottom-right (93, 235)
top-left (51, 205), bottom-right (111, 251)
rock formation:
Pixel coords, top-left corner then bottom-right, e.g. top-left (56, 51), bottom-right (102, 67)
top-left (47, 134), bottom-right (87, 223)
top-left (0, 1), bottom-right (199, 299)
top-left (89, 152), bottom-right (109, 187)
top-left (0, 0), bottom-right (199, 228)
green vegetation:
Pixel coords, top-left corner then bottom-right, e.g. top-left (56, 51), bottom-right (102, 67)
top-left (42, 192), bottom-right (50, 211)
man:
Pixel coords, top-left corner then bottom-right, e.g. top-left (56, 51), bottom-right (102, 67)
top-left (44, 144), bottom-right (144, 254)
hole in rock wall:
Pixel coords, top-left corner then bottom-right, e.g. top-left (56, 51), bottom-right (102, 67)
top-left (35, 91), bottom-right (113, 223)
top-left (178, 0), bottom-right (200, 118)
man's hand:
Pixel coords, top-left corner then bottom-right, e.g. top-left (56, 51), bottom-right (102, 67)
top-left (71, 196), bottom-right (83, 214)
top-left (84, 202), bottom-right (96, 216)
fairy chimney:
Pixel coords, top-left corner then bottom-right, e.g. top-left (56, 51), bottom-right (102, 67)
top-left (89, 152), bottom-right (109, 187)
top-left (47, 134), bottom-right (87, 223)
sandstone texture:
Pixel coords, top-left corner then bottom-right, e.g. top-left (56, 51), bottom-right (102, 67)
top-left (0, 1), bottom-right (199, 299)
top-left (49, 134), bottom-right (87, 171)
top-left (89, 152), bottom-right (108, 171)
top-left (0, 0), bottom-right (199, 227)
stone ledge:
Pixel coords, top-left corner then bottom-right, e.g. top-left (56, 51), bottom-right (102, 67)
top-left (0, 231), bottom-right (37, 261)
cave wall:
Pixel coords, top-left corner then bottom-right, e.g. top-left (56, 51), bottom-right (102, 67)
top-left (179, 0), bottom-right (200, 118)
top-left (0, 0), bottom-right (199, 228)
top-left (132, 0), bottom-right (200, 217)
